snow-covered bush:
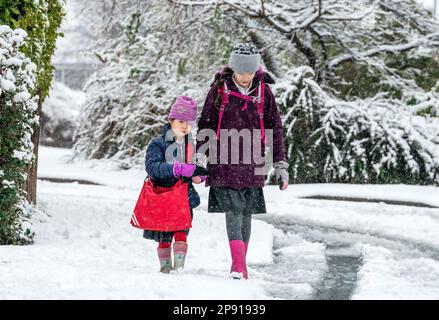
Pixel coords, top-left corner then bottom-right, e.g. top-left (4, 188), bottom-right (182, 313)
top-left (275, 66), bottom-right (326, 183)
top-left (320, 99), bottom-right (439, 185)
top-left (41, 81), bottom-right (84, 148)
top-left (411, 80), bottom-right (439, 117)
top-left (0, 26), bottom-right (38, 244)
top-left (275, 67), bottom-right (439, 185)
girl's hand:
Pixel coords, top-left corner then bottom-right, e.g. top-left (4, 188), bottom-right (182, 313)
top-left (173, 161), bottom-right (196, 178)
top-left (192, 176), bottom-right (202, 184)
top-left (192, 175), bottom-right (207, 184)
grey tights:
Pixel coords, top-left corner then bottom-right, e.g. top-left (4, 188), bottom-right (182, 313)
top-left (225, 210), bottom-right (252, 242)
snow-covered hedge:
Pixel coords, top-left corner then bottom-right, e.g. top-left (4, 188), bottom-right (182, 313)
top-left (0, 25), bottom-right (38, 244)
top-left (275, 67), bottom-right (439, 185)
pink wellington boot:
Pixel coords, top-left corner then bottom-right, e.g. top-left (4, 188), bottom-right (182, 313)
top-left (231, 242), bottom-right (249, 271)
top-left (229, 240), bottom-right (248, 280)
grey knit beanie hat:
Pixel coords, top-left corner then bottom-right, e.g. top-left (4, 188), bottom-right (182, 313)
top-left (228, 43), bottom-right (261, 74)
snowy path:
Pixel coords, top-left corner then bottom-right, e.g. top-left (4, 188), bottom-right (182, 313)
top-left (1, 181), bottom-right (276, 299)
top-left (256, 197), bottom-right (439, 299)
top-left (1, 146), bottom-right (439, 299)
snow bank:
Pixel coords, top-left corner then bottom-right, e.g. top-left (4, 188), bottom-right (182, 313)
top-left (265, 190), bottom-right (439, 252)
top-left (37, 146), bottom-right (143, 187)
top-left (352, 244), bottom-right (439, 299)
top-left (266, 183), bottom-right (439, 208)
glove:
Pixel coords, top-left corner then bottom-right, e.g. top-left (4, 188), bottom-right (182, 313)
top-left (173, 161), bottom-right (209, 178)
top-left (173, 161), bottom-right (196, 178)
top-left (273, 161), bottom-right (289, 190)
top-left (193, 165), bottom-right (209, 176)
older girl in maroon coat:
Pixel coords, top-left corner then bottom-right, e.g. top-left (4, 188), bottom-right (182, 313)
top-left (196, 43), bottom-right (289, 280)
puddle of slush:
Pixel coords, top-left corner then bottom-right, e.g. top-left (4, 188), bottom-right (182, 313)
top-left (314, 246), bottom-right (362, 300)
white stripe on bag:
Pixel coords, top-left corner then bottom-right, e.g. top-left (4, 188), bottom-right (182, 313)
top-left (132, 213), bottom-right (140, 226)
top-left (133, 214), bottom-right (140, 226)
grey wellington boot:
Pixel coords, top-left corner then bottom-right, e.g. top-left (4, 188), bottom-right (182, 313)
top-left (173, 241), bottom-right (188, 270)
top-left (157, 247), bottom-right (172, 274)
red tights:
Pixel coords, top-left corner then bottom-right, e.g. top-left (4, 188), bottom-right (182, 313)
top-left (158, 231), bottom-right (187, 248)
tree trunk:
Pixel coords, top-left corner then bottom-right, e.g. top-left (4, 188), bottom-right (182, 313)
top-left (26, 90), bottom-right (42, 205)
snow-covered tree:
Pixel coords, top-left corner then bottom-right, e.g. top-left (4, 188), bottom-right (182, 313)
top-left (0, 26), bottom-right (38, 244)
top-left (319, 98), bottom-right (439, 184)
top-left (412, 80), bottom-right (439, 117)
top-left (175, 0), bottom-right (439, 185)
top-left (73, 0), bottom-right (243, 166)
top-left (275, 67), bottom-right (439, 185)
top-left (74, 0), bottom-right (439, 185)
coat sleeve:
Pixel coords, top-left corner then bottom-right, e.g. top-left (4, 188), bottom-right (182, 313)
top-left (264, 85), bottom-right (287, 163)
top-left (196, 85), bottom-right (219, 154)
top-left (144, 138), bottom-right (175, 180)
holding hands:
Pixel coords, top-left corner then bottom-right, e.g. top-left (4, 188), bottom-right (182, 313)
top-left (191, 175), bottom-right (207, 184)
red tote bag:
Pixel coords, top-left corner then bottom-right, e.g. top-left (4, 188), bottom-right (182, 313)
top-left (131, 177), bottom-right (192, 231)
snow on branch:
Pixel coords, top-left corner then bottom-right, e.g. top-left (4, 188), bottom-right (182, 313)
top-left (327, 32), bottom-right (439, 69)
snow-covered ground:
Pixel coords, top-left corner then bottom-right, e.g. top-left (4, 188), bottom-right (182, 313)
top-left (1, 146), bottom-right (439, 299)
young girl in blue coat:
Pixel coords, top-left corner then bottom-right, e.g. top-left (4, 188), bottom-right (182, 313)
top-left (143, 96), bottom-right (207, 273)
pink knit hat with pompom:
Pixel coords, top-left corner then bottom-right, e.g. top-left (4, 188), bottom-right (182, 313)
top-left (168, 96), bottom-right (197, 125)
